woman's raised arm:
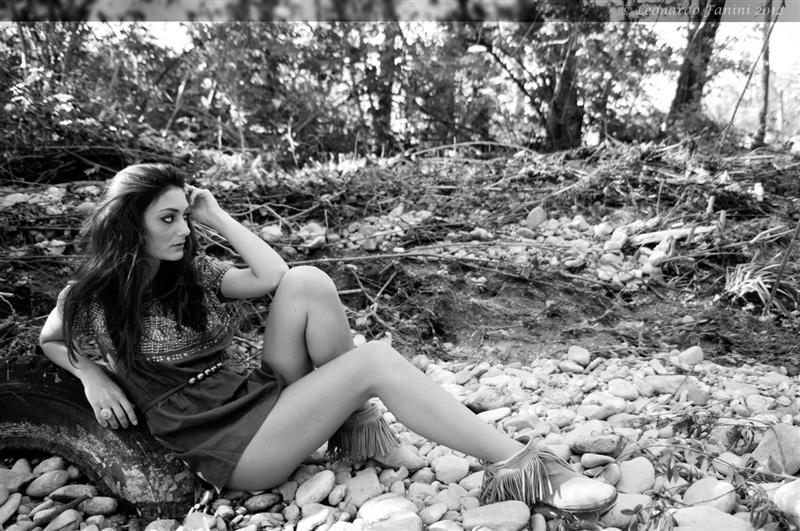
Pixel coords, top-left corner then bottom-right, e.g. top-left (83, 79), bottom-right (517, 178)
top-left (186, 185), bottom-right (289, 299)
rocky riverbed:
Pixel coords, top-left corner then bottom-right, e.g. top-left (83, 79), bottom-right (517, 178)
top-left (3, 344), bottom-right (800, 531)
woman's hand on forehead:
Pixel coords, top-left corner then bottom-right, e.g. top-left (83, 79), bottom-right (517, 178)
top-left (184, 185), bottom-right (223, 227)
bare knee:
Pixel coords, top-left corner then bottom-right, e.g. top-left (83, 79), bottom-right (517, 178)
top-left (275, 265), bottom-right (337, 300)
top-left (350, 341), bottom-right (408, 395)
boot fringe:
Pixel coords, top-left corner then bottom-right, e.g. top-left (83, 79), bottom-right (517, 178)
top-left (480, 439), bottom-right (567, 506)
top-left (326, 402), bottom-right (400, 462)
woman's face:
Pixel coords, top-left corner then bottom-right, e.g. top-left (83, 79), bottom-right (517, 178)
top-left (143, 186), bottom-right (191, 262)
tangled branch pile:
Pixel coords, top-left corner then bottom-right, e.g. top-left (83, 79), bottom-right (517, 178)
top-left (1, 141), bottom-right (799, 365)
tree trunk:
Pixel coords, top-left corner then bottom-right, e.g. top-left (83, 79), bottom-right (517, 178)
top-left (373, 8), bottom-right (399, 154)
top-left (545, 29), bottom-right (583, 150)
top-left (668, 0), bottom-right (727, 120)
top-left (752, 0), bottom-right (771, 147)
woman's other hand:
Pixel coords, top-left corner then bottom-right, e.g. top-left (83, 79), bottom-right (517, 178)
top-left (185, 185), bottom-right (224, 228)
top-left (81, 367), bottom-right (139, 429)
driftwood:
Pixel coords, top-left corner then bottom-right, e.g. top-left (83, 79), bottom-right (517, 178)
top-left (629, 226), bottom-right (716, 246)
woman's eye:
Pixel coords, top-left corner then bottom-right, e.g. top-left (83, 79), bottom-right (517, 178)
top-left (162, 215), bottom-right (174, 223)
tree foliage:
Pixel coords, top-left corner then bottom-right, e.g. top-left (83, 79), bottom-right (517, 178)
top-left (0, 20), bottom-right (760, 182)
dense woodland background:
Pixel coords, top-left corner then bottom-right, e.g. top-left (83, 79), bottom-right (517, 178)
top-left (1, 13), bottom-right (798, 182)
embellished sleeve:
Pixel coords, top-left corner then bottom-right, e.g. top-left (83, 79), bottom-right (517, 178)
top-left (56, 282), bottom-right (90, 336)
top-left (194, 255), bottom-right (235, 302)
top-left (55, 283), bottom-right (107, 362)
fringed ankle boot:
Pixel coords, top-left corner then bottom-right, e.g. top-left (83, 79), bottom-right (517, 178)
top-left (327, 401), bottom-right (399, 461)
top-left (326, 401), bottom-right (426, 470)
top-left (480, 438), bottom-right (617, 513)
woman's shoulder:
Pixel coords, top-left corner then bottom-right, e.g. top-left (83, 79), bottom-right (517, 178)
top-left (56, 280), bottom-right (98, 313)
top-left (193, 254), bottom-right (235, 300)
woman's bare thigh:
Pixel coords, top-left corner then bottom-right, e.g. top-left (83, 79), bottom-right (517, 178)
top-left (227, 345), bottom-right (376, 490)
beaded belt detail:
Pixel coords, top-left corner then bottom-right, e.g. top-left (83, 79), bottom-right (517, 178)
top-left (141, 357), bottom-right (226, 412)
top-left (188, 362), bottom-right (224, 386)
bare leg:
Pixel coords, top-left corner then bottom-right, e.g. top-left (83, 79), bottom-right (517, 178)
top-left (260, 266), bottom-right (354, 384)
top-left (228, 341), bottom-right (523, 490)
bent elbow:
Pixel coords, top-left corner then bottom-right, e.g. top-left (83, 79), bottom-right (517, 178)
top-left (269, 264), bottom-right (290, 292)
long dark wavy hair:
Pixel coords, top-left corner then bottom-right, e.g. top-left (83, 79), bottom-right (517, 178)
top-left (62, 164), bottom-right (208, 371)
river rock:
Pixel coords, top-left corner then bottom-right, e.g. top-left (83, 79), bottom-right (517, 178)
top-left (11, 460), bottom-right (32, 474)
top-left (603, 227), bottom-right (627, 252)
top-left (144, 519), bottom-right (179, 531)
top-left (378, 468), bottom-right (407, 488)
top-left (526, 207), bottom-right (547, 229)
top-left (567, 346), bottom-right (591, 367)
top-left (459, 471), bottom-right (483, 492)
top-left (616, 457), bottom-right (655, 494)
top-left (0, 492), bottom-right (22, 526)
top-left (33, 506), bottom-right (59, 524)
top-left (569, 434), bottom-right (622, 455)
top-left (751, 424), bottom-right (800, 474)
top-left (607, 413), bottom-right (638, 429)
top-left (600, 493), bottom-right (652, 528)
top-left (546, 409), bottom-right (576, 428)
top-left (295, 470), bottom-right (335, 507)
top-left (645, 375), bottom-right (701, 395)
top-left (244, 492), bottom-right (281, 512)
top-left (462, 501), bottom-right (530, 531)
top-left (606, 379), bottom-right (638, 401)
top-left (327, 484), bottom-right (347, 506)
top-left (760, 371), bottom-right (791, 387)
top-left (419, 503), bottom-right (448, 525)
top-left (678, 346), bottom-right (704, 366)
top-left (713, 451), bottom-right (746, 476)
top-left (558, 360), bottom-right (585, 374)
top-left (744, 394), bottom-right (774, 414)
top-left (725, 381), bottom-right (760, 398)
top-left (771, 478), bottom-right (800, 528)
top-left (5, 522), bottom-right (38, 531)
top-left (358, 493), bottom-right (418, 523)
top-left (429, 368), bottom-right (457, 386)
top-left (411, 468), bottom-right (436, 484)
top-left (408, 481), bottom-right (437, 500)
top-left (580, 453), bottom-right (615, 468)
top-left (682, 477), bottom-right (736, 513)
top-left (49, 484), bottom-right (99, 502)
top-left (464, 386), bottom-right (515, 412)
top-left (32, 457), bottom-right (66, 477)
top-left (588, 403), bottom-right (624, 420)
top-left (477, 407), bottom-right (511, 423)
top-left (598, 463), bottom-right (621, 485)
top-left (364, 510), bottom-right (423, 531)
top-left (432, 455), bottom-right (469, 484)
top-left (428, 520), bottom-right (462, 531)
top-left (25, 470), bottom-right (69, 498)
top-left (0, 470), bottom-right (34, 493)
top-left (181, 513), bottom-right (217, 530)
top-left (672, 506), bottom-right (754, 530)
top-left (78, 497), bottom-right (118, 516)
top-left (345, 469), bottom-right (383, 508)
top-left (431, 485), bottom-right (465, 511)
top-left (583, 391), bottom-right (626, 411)
top-left (297, 504), bottom-right (333, 531)
top-left (43, 509), bottom-right (82, 531)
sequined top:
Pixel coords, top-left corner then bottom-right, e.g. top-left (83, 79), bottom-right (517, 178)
top-left (59, 255), bottom-right (236, 365)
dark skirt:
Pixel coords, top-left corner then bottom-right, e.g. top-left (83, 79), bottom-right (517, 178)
top-left (142, 360), bottom-right (284, 488)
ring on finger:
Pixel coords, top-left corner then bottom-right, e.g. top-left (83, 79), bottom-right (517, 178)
top-left (100, 408), bottom-right (114, 420)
